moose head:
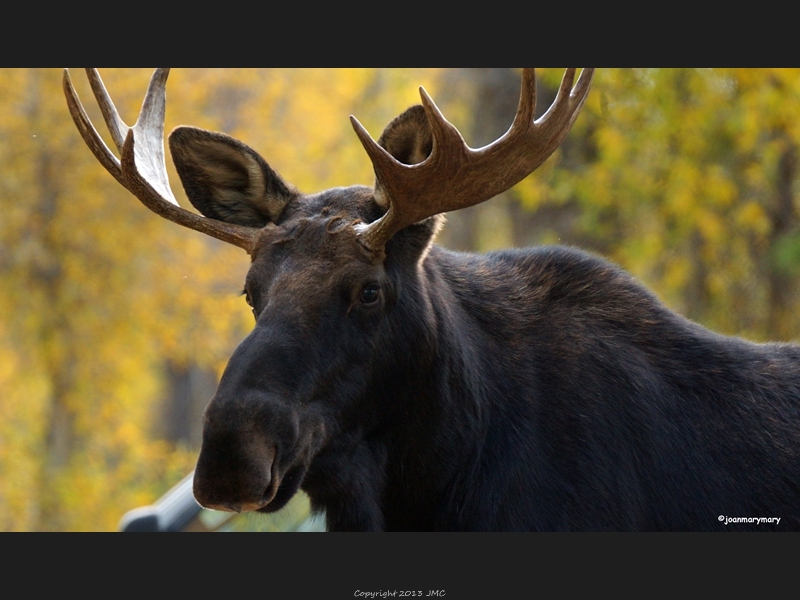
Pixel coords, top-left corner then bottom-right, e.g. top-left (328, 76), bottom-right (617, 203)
top-left (64, 68), bottom-right (595, 529)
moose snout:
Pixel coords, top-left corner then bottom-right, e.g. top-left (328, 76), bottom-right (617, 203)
top-left (192, 326), bottom-right (308, 513)
top-left (193, 436), bottom-right (278, 513)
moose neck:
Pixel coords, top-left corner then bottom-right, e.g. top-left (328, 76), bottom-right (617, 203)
top-left (306, 243), bottom-right (516, 531)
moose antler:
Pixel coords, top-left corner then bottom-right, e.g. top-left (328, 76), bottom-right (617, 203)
top-left (350, 68), bottom-right (594, 252)
top-left (63, 68), bottom-right (260, 253)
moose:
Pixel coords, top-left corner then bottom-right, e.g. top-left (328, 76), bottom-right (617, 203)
top-left (64, 68), bottom-right (800, 531)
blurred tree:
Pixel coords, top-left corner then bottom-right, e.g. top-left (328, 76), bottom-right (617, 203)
top-left (0, 69), bottom-right (200, 530)
top-left (561, 69), bottom-right (800, 341)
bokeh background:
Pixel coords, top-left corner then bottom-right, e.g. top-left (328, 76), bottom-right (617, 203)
top-left (1, 68), bottom-right (799, 531)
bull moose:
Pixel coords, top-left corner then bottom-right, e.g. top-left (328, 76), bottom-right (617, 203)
top-left (64, 68), bottom-right (800, 531)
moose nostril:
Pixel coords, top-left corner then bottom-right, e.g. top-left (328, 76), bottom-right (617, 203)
top-left (193, 441), bottom-right (278, 512)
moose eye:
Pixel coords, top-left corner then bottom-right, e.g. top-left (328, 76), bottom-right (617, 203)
top-left (359, 284), bottom-right (381, 306)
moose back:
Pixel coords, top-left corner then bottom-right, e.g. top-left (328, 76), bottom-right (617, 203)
top-left (64, 68), bottom-right (800, 531)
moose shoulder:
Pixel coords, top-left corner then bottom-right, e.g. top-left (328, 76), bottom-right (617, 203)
top-left (64, 68), bottom-right (800, 531)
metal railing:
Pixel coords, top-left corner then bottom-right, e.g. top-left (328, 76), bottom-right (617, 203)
top-left (118, 471), bottom-right (325, 532)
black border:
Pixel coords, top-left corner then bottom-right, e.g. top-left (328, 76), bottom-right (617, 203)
top-left (5, 532), bottom-right (794, 595)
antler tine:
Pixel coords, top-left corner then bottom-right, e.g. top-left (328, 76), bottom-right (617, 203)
top-left (353, 68), bottom-right (595, 253)
top-left (350, 115), bottom-right (399, 185)
top-left (418, 86), bottom-right (469, 157)
top-left (63, 69), bottom-right (125, 187)
top-left (507, 68), bottom-right (537, 138)
top-left (570, 67), bottom-right (594, 115)
top-left (63, 68), bottom-right (260, 253)
top-left (536, 68), bottom-right (586, 131)
top-left (127, 68), bottom-right (177, 206)
top-left (85, 68), bottom-right (130, 153)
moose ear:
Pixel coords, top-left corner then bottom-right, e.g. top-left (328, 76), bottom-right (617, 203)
top-left (377, 105), bottom-right (433, 168)
top-left (169, 126), bottom-right (296, 227)
top-left (375, 105), bottom-right (439, 264)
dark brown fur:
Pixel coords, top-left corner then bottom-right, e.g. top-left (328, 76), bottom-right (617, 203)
top-left (174, 109), bottom-right (800, 531)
